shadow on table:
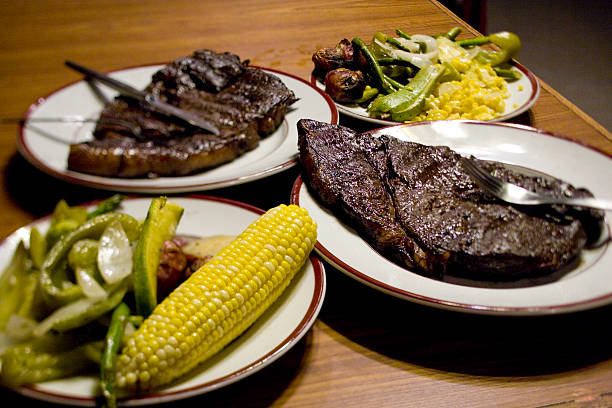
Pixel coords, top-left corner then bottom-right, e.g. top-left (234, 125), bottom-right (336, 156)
top-left (318, 261), bottom-right (612, 377)
top-left (3, 152), bottom-right (301, 218)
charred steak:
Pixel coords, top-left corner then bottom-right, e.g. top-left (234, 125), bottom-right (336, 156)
top-left (68, 50), bottom-right (297, 178)
top-left (297, 119), bottom-right (604, 279)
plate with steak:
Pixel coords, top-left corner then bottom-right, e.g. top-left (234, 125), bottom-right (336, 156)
top-left (291, 119), bottom-right (612, 315)
top-left (17, 51), bottom-right (337, 193)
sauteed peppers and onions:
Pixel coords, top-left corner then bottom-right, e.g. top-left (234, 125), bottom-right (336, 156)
top-left (0, 196), bottom-right (317, 407)
top-left (312, 27), bottom-right (522, 122)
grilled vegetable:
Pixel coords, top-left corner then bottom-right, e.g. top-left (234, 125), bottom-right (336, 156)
top-left (368, 63), bottom-right (447, 121)
top-left (100, 302), bottom-right (131, 408)
top-left (39, 212), bottom-right (140, 308)
top-left (324, 68), bottom-right (367, 103)
top-left (116, 204), bottom-right (317, 390)
top-left (456, 31), bottom-right (521, 66)
top-left (352, 37), bottom-right (396, 94)
top-left (86, 194), bottom-right (126, 220)
top-left (0, 242), bottom-right (31, 329)
top-left (0, 332), bottom-right (100, 387)
top-left (132, 197), bottom-right (184, 318)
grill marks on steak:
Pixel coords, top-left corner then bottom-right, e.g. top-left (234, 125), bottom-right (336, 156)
top-left (67, 50), bottom-right (297, 178)
top-left (297, 119), bottom-right (604, 279)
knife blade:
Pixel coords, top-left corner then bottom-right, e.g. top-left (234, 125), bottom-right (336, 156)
top-left (64, 60), bottom-right (220, 135)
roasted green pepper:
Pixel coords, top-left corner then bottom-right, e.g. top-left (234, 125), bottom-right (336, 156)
top-left (456, 31), bottom-right (521, 66)
top-left (367, 63), bottom-right (446, 121)
top-left (352, 37), bottom-right (396, 94)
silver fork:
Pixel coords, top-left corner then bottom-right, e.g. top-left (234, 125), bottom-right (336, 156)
top-left (460, 156), bottom-right (612, 211)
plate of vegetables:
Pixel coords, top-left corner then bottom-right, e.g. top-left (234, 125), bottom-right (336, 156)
top-left (0, 195), bottom-right (325, 406)
top-left (311, 27), bottom-right (540, 125)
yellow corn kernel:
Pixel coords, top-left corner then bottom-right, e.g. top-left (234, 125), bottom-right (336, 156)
top-left (116, 205), bottom-right (317, 390)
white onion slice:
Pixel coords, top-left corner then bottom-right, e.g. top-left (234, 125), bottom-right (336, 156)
top-left (394, 49), bottom-right (435, 69)
top-left (411, 34), bottom-right (438, 53)
top-left (393, 37), bottom-right (420, 52)
top-left (97, 220), bottom-right (133, 284)
top-left (75, 268), bottom-right (107, 299)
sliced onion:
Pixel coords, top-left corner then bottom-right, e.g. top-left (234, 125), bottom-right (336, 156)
top-left (394, 49), bottom-right (434, 69)
top-left (411, 34), bottom-right (438, 53)
top-left (97, 219), bottom-right (133, 284)
top-left (393, 37), bottom-right (420, 53)
top-left (75, 268), bottom-right (107, 299)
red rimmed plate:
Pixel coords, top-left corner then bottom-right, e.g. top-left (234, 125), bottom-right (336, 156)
top-left (18, 65), bottom-right (338, 193)
top-left (0, 195), bottom-right (326, 405)
top-left (291, 120), bottom-right (611, 316)
top-left (311, 60), bottom-right (539, 125)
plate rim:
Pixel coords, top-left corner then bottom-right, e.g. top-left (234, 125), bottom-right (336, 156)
top-left (1, 195), bottom-right (326, 406)
top-left (17, 64), bottom-right (339, 193)
top-left (290, 120), bottom-right (612, 316)
top-left (310, 59), bottom-right (540, 125)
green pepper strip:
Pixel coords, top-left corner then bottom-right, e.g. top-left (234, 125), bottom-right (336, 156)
top-left (87, 194), bottom-right (126, 220)
top-left (39, 212), bottom-right (140, 308)
top-left (444, 27), bottom-right (462, 40)
top-left (395, 28), bottom-right (411, 39)
top-left (457, 31), bottom-right (521, 66)
top-left (493, 67), bottom-right (522, 82)
top-left (0, 242), bottom-right (29, 329)
top-left (382, 74), bottom-right (404, 90)
top-left (100, 302), bottom-right (130, 408)
top-left (352, 37), bottom-right (395, 94)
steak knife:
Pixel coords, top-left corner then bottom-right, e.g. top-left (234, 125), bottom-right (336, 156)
top-left (64, 60), bottom-right (220, 135)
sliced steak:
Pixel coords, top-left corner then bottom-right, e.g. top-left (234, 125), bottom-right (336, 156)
top-left (67, 50), bottom-right (296, 178)
top-left (297, 119), bottom-right (604, 279)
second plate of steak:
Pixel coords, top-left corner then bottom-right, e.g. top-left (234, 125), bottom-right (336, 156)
top-left (67, 50), bottom-right (297, 178)
top-left (297, 119), bottom-right (604, 280)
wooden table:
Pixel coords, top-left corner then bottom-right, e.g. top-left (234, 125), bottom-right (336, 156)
top-left (1, 1), bottom-right (611, 407)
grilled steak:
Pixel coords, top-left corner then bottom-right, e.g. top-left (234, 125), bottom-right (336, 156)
top-left (298, 119), bottom-right (604, 279)
top-left (67, 50), bottom-right (297, 178)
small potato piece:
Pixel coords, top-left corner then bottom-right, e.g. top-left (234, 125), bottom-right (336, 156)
top-left (181, 235), bottom-right (236, 260)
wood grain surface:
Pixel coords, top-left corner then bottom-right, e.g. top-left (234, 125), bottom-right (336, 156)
top-left (0, 1), bottom-right (611, 407)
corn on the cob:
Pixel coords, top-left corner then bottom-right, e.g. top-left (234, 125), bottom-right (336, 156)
top-left (116, 204), bottom-right (317, 390)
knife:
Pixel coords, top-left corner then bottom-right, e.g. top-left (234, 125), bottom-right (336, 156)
top-left (64, 60), bottom-right (220, 135)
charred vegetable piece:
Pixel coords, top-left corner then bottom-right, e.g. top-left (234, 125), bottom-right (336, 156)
top-left (312, 38), bottom-right (355, 72)
top-left (116, 204), bottom-right (317, 391)
top-left (324, 68), bottom-right (367, 103)
top-left (352, 37), bottom-right (396, 94)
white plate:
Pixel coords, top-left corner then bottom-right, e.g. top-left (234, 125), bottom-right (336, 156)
top-left (311, 61), bottom-right (539, 125)
top-left (18, 66), bottom-right (338, 193)
top-left (0, 196), bottom-right (326, 406)
top-left (291, 120), bottom-right (611, 316)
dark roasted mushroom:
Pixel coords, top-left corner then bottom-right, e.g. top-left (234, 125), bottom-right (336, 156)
top-left (324, 68), bottom-right (366, 103)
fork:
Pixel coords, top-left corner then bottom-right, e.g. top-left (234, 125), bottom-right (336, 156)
top-left (460, 156), bottom-right (612, 211)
